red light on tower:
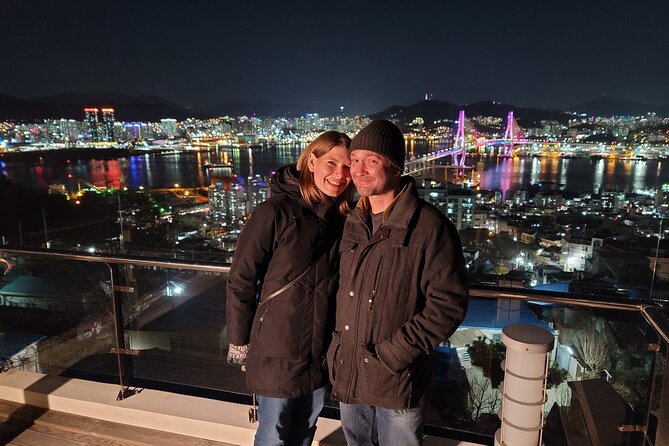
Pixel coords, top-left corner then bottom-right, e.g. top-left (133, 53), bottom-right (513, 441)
top-left (84, 108), bottom-right (99, 112)
top-left (101, 108), bottom-right (115, 113)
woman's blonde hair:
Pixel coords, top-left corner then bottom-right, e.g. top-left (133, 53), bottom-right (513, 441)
top-left (296, 130), bottom-right (354, 215)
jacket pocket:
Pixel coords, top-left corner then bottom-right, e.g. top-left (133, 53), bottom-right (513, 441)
top-left (250, 290), bottom-right (305, 359)
top-left (326, 331), bottom-right (341, 383)
top-left (359, 353), bottom-right (411, 400)
top-left (339, 237), bottom-right (358, 286)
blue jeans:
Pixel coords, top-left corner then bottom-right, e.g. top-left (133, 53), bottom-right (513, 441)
top-left (339, 403), bottom-right (424, 446)
top-left (254, 386), bottom-right (325, 446)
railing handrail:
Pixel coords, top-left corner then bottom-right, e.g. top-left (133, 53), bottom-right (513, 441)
top-left (470, 287), bottom-right (648, 312)
top-left (2, 245), bottom-right (668, 342)
top-left (0, 246), bottom-right (231, 273)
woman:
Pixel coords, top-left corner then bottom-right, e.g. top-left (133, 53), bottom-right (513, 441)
top-left (226, 131), bottom-right (353, 445)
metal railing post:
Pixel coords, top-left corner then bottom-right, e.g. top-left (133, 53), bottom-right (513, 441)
top-left (652, 343), bottom-right (669, 446)
top-left (107, 262), bottom-right (140, 400)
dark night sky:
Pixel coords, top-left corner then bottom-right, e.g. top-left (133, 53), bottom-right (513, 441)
top-left (2, 0), bottom-right (668, 115)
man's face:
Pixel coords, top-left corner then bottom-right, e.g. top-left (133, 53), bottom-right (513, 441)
top-left (350, 150), bottom-right (400, 197)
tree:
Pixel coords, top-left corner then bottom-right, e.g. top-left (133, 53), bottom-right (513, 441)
top-left (573, 330), bottom-right (611, 375)
top-left (546, 361), bottom-right (569, 389)
top-left (466, 371), bottom-right (502, 423)
top-left (467, 337), bottom-right (506, 388)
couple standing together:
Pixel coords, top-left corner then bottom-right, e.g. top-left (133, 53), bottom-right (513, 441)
top-left (227, 120), bottom-right (469, 446)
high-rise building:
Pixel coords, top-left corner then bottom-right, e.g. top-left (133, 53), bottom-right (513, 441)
top-left (208, 177), bottom-right (270, 226)
top-left (58, 119), bottom-right (79, 142)
top-left (101, 108), bottom-right (116, 142)
top-left (161, 118), bottom-right (178, 138)
top-left (124, 123), bottom-right (144, 140)
top-left (208, 182), bottom-right (239, 225)
top-left (419, 184), bottom-right (474, 231)
top-left (84, 108), bottom-right (99, 142)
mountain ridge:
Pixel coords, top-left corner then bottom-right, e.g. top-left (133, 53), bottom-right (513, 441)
top-left (1, 92), bottom-right (667, 122)
top-left (570, 96), bottom-right (669, 117)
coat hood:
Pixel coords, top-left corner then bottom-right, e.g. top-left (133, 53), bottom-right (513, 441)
top-left (270, 163), bottom-right (337, 220)
top-left (269, 163), bottom-right (301, 199)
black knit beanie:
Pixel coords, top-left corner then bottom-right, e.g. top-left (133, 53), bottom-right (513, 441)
top-left (350, 120), bottom-right (405, 171)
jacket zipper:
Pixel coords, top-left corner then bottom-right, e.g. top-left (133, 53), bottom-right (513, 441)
top-left (344, 224), bottom-right (389, 401)
top-left (367, 254), bottom-right (383, 310)
top-left (345, 242), bottom-right (373, 402)
top-left (256, 302), bottom-right (271, 339)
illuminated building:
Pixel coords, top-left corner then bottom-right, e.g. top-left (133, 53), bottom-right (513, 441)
top-left (208, 182), bottom-right (239, 225)
top-left (59, 119), bottom-right (80, 142)
top-left (161, 118), bottom-right (177, 138)
top-left (101, 108), bottom-right (116, 142)
top-left (561, 237), bottom-right (603, 272)
top-left (419, 184), bottom-right (474, 230)
top-left (208, 177), bottom-right (270, 226)
top-left (124, 122), bottom-right (144, 140)
top-left (84, 108), bottom-right (99, 142)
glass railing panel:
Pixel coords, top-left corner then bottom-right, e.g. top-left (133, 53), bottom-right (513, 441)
top-left (644, 306), bottom-right (669, 446)
top-left (646, 340), bottom-right (665, 446)
top-left (121, 265), bottom-right (247, 395)
top-left (5, 246), bottom-right (669, 445)
top-left (0, 252), bottom-right (117, 381)
top-left (434, 297), bottom-right (660, 445)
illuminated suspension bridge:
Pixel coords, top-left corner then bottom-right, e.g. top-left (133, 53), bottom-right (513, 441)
top-left (404, 110), bottom-right (534, 175)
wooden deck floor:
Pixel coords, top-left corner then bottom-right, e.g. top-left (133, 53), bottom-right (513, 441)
top-left (0, 399), bottom-right (235, 446)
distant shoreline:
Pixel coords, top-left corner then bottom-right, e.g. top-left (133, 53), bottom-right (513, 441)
top-left (0, 147), bottom-right (177, 162)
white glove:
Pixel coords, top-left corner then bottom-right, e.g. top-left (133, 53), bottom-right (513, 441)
top-left (227, 343), bottom-right (249, 366)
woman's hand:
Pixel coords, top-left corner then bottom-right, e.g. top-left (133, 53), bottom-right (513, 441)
top-left (227, 343), bottom-right (249, 366)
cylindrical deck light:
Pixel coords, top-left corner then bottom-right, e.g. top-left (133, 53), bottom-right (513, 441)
top-left (495, 323), bottom-right (555, 446)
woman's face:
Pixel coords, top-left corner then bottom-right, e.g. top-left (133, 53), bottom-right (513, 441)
top-left (308, 145), bottom-right (352, 197)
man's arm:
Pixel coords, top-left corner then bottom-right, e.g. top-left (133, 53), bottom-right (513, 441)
top-left (226, 203), bottom-right (278, 346)
top-left (375, 219), bottom-right (469, 374)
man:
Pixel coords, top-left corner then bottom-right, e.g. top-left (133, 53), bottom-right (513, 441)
top-left (327, 120), bottom-right (469, 446)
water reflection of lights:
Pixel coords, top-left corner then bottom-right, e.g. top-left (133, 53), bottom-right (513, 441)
top-left (632, 161), bottom-right (648, 192)
top-left (530, 158), bottom-right (540, 185)
top-left (560, 158), bottom-right (569, 187)
top-left (605, 158), bottom-right (617, 186)
top-left (593, 160), bottom-right (604, 192)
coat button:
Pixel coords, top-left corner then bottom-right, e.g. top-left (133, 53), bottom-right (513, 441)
top-left (344, 325), bottom-right (350, 331)
top-left (349, 290), bottom-right (355, 297)
top-left (332, 391), bottom-right (338, 397)
top-left (340, 359), bottom-right (345, 364)
top-left (364, 358), bottom-right (369, 363)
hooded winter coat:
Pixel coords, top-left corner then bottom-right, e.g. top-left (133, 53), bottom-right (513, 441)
top-left (327, 177), bottom-right (469, 409)
top-left (226, 164), bottom-right (345, 398)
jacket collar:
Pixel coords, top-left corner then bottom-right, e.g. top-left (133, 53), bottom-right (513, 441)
top-left (311, 197), bottom-right (337, 221)
top-left (352, 176), bottom-right (420, 246)
top-left (381, 177), bottom-right (419, 230)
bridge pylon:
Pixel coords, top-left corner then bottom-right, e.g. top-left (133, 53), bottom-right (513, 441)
top-left (502, 111), bottom-right (523, 156)
top-left (453, 110), bottom-right (467, 166)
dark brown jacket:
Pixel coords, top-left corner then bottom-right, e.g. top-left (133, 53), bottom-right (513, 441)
top-left (226, 164), bottom-right (344, 398)
top-left (327, 177), bottom-right (468, 409)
